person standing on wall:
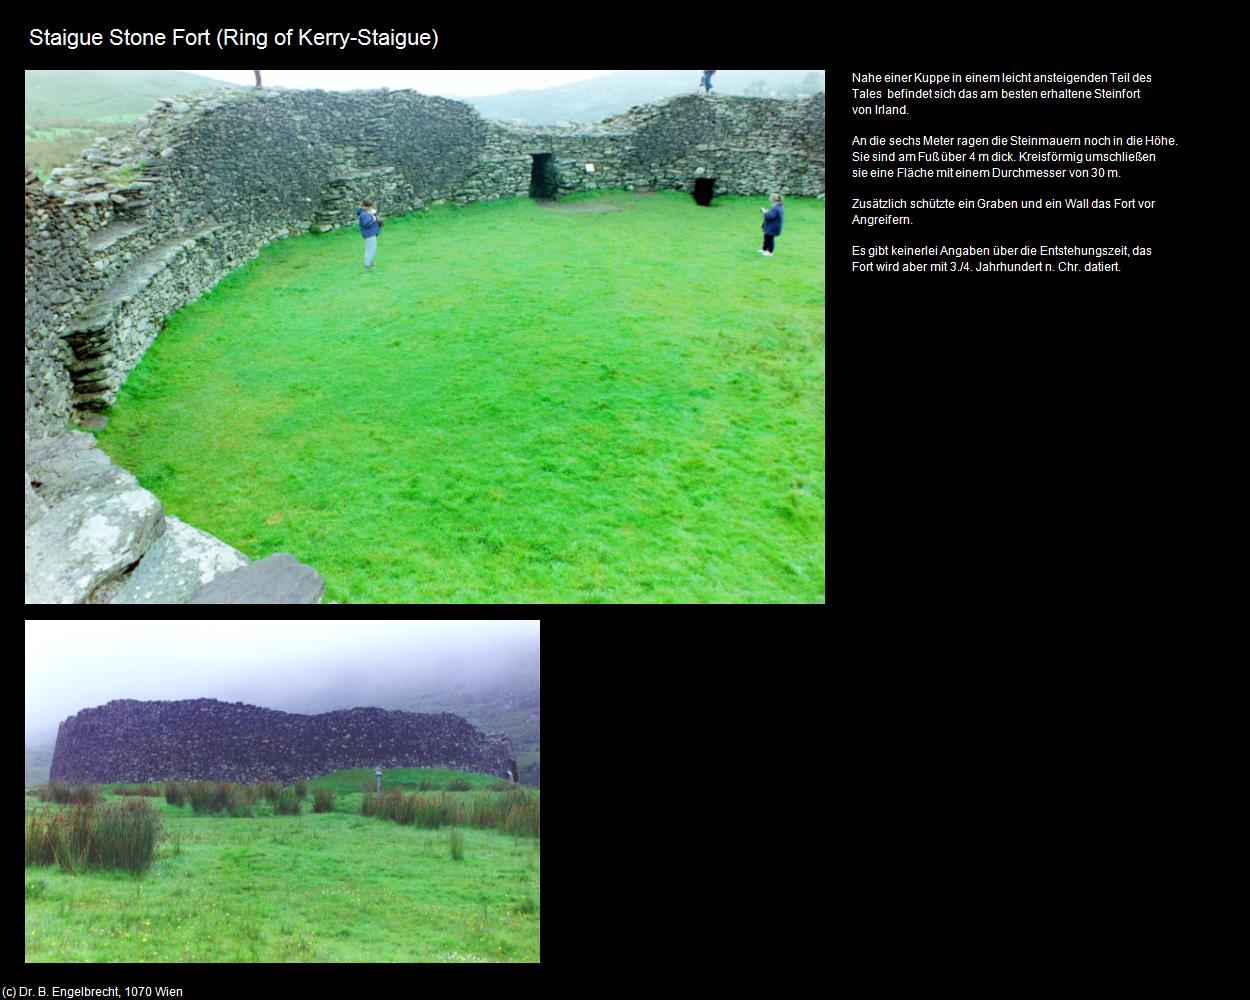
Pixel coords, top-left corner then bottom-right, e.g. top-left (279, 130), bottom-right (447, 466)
top-left (760, 193), bottom-right (783, 256)
top-left (356, 199), bottom-right (382, 268)
top-left (702, 70), bottom-right (716, 94)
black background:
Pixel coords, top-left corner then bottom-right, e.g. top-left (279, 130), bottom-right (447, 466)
top-left (22, 16), bottom-right (1209, 980)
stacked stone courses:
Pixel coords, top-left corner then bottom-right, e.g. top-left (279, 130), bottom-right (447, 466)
top-left (26, 88), bottom-right (823, 434)
top-left (48, 698), bottom-right (518, 785)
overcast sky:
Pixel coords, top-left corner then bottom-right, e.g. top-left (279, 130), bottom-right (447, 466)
top-left (25, 620), bottom-right (538, 736)
top-left (190, 70), bottom-right (616, 98)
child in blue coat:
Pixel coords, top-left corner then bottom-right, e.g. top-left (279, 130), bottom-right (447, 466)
top-left (355, 199), bottom-right (381, 268)
top-left (760, 193), bottom-right (783, 256)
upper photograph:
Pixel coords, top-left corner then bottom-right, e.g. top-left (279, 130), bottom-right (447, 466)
top-left (25, 69), bottom-right (826, 605)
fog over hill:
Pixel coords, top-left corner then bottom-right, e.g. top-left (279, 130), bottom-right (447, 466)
top-left (25, 70), bottom-right (240, 125)
top-left (463, 69), bottom-right (825, 124)
top-left (25, 621), bottom-right (540, 786)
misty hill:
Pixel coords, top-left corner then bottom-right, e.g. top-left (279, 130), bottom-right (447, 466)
top-left (25, 70), bottom-right (242, 179)
top-left (24, 733), bottom-right (56, 788)
top-left (25, 70), bottom-right (241, 126)
top-left (462, 69), bottom-right (825, 124)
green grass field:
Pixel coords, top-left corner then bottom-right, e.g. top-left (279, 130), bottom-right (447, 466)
top-left (24, 768), bottom-right (539, 962)
top-left (94, 190), bottom-right (825, 602)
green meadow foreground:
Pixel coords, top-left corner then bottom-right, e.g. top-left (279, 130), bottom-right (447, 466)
top-left (24, 769), bottom-right (539, 962)
top-left (94, 190), bottom-right (825, 603)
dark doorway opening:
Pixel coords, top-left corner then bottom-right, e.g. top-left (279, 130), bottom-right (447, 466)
top-left (693, 177), bottom-right (716, 206)
top-left (530, 153), bottom-right (558, 199)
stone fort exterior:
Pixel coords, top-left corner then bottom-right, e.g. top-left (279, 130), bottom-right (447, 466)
top-left (24, 88), bottom-right (825, 602)
top-left (48, 698), bottom-right (518, 785)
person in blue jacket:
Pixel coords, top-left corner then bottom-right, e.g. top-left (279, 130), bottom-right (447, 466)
top-left (355, 199), bottom-right (382, 268)
top-left (760, 193), bottom-right (783, 256)
top-left (702, 70), bottom-right (716, 94)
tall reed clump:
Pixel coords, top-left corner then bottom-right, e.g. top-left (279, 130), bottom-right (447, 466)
top-left (312, 789), bottom-right (335, 813)
top-left (257, 781), bottom-right (280, 803)
top-left (226, 785), bottom-right (253, 817)
top-left (25, 800), bottom-right (162, 874)
top-left (94, 799), bottom-right (163, 873)
top-left (414, 792), bottom-right (463, 829)
top-left (164, 780), bottom-right (187, 807)
top-left (502, 792), bottom-right (540, 838)
top-left (446, 778), bottom-right (472, 792)
top-left (38, 781), bottom-right (101, 805)
top-left (292, 779), bottom-right (308, 800)
top-left (448, 828), bottom-right (464, 860)
top-left (113, 784), bottom-right (161, 797)
top-left (467, 795), bottom-right (503, 830)
top-left (274, 789), bottom-right (301, 815)
top-left (53, 803), bottom-right (97, 872)
top-left (360, 785), bottom-right (539, 837)
top-left (26, 806), bottom-right (61, 866)
top-left (187, 781), bottom-right (228, 814)
top-left (363, 791), bottom-right (479, 831)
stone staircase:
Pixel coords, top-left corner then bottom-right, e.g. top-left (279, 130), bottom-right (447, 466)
top-left (60, 224), bottom-right (230, 411)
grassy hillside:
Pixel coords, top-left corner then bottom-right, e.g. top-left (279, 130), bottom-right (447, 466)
top-left (24, 767), bottom-right (539, 962)
top-left (24, 70), bottom-right (239, 178)
top-left (25, 70), bottom-right (238, 124)
top-left (93, 190), bottom-right (825, 603)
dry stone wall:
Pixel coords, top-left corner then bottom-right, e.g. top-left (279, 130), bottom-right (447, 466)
top-left (26, 88), bottom-right (823, 435)
top-left (49, 698), bottom-right (517, 785)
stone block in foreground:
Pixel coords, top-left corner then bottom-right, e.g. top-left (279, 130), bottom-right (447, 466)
top-left (25, 485), bottom-right (165, 603)
top-left (187, 552), bottom-right (325, 604)
top-left (111, 516), bottom-right (250, 604)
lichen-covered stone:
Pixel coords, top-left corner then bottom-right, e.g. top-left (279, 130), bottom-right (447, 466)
top-left (25, 477), bottom-right (46, 528)
top-left (186, 552), bottom-right (325, 604)
top-left (25, 483), bottom-right (165, 604)
top-left (111, 515), bottom-right (249, 604)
